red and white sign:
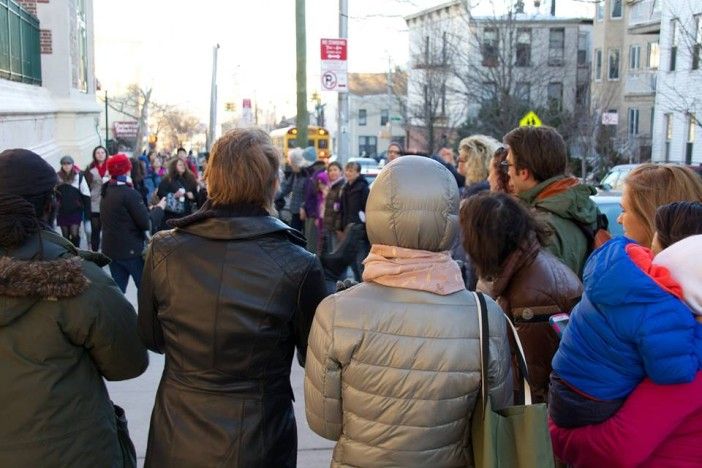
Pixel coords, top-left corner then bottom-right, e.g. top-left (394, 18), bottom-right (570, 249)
top-left (321, 38), bottom-right (347, 92)
top-left (113, 121), bottom-right (138, 138)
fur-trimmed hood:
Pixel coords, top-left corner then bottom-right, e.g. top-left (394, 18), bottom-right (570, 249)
top-left (0, 256), bottom-right (89, 326)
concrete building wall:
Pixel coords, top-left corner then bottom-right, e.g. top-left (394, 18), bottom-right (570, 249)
top-left (0, 0), bottom-right (100, 167)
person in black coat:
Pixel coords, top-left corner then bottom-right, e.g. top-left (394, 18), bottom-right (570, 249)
top-left (156, 158), bottom-right (199, 228)
top-left (138, 128), bottom-right (329, 468)
top-left (100, 154), bottom-right (150, 292)
top-left (339, 161), bottom-right (370, 281)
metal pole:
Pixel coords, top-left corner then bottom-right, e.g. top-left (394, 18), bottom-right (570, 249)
top-left (296, 0), bottom-right (309, 148)
top-left (208, 44), bottom-right (220, 151)
top-left (550, 0), bottom-right (555, 16)
top-left (338, 0), bottom-right (349, 164)
top-left (104, 91), bottom-right (109, 150)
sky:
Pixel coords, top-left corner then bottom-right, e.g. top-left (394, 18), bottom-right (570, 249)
top-left (94, 0), bottom-right (593, 125)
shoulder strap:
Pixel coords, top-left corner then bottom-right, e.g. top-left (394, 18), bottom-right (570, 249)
top-left (472, 291), bottom-right (533, 406)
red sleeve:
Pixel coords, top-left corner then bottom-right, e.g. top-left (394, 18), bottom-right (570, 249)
top-left (550, 372), bottom-right (702, 468)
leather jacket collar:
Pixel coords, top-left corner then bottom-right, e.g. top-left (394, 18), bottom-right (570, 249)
top-left (171, 201), bottom-right (306, 246)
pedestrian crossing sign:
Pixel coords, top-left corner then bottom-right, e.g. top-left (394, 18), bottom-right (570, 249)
top-left (519, 111), bottom-right (542, 127)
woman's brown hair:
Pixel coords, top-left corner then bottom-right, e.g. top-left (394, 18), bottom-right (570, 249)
top-left (206, 128), bottom-right (280, 209)
top-left (460, 192), bottom-right (550, 278)
top-left (655, 201), bottom-right (702, 250)
top-left (167, 157), bottom-right (197, 187)
top-left (625, 164), bottom-right (702, 247)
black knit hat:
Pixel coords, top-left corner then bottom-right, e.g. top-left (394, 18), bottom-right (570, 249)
top-left (0, 148), bottom-right (58, 198)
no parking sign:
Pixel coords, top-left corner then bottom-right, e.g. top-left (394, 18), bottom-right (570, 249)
top-left (321, 39), bottom-right (347, 92)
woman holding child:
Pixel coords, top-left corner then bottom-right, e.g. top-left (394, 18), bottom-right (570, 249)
top-left (550, 164), bottom-right (702, 467)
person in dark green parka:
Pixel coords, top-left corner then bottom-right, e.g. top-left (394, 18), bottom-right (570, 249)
top-left (0, 149), bottom-right (148, 468)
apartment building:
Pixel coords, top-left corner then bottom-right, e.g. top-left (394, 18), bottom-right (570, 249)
top-left (405, 0), bottom-right (592, 153)
top-left (348, 71), bottom-right (407, 159)
top-left (651, 0), bottom-right (701, 164)
top-left (591, 0), bottom-right (660, 162)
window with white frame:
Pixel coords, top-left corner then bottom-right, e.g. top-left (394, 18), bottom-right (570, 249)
top-left (595, 48), bottom-right (602, 80)
top-left (358, 136), bottom-right (377, 158)
top-left (596, 2), bottom-right (604, 21)
top-left (693, 15), bottom-right (701, 70)
top-left (611, 0), bottom-right (622, 19)
top-left (482, 28), bottom-right (499, 67)
top-left (608, 48), bottom-right (620, 80)
top-left (670, 19), bottom-right (678, 71)
top-left (380, 109), bottom-right (389, 126)
top-left (515, 82), bottom-right (531, 103)
top-left (628, 108), bottom-right (640, 136)
top-left (647, 41), bottom-right (660, 69)
top-left (549, 28), bottom-right (565, 66)
top-left (358, 109), bottom-right (367, 126)
top-left (516, 28), bottom-right (531, 67)
top-left (547, 82), bottom-right (563, 110)
top-left (629, 45), bottom-right (641, 70)
top-left (665, 113), bottom-right (673, 162)
top-left (687, 113), bottom-right (696, 164)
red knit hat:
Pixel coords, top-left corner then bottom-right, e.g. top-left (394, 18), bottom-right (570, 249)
top-left (107, 153), bottom-right (132, 177)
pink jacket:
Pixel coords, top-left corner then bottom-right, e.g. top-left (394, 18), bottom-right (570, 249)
top-left (550, 372), bottom-right (702, 467)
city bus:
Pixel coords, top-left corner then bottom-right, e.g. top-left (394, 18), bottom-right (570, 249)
top-left (270, 126), bottom-right (331, 164)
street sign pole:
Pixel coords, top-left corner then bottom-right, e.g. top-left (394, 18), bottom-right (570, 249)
top-left (338, 0), bottom-right (349, 164)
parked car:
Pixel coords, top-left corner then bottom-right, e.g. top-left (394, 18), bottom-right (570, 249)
top-left (598, 163), bottom-right (702, 195)
top-left (591, 194), bottom-right (624, 237)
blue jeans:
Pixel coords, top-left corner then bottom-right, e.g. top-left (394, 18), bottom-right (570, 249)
top-left (109, 258), bottom-right (145, 293)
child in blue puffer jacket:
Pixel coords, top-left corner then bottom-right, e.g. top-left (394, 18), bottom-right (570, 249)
top-left (549, 234), bottom-right (702, 428)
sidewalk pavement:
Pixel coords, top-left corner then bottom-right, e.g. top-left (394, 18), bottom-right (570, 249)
top-left (106, 279), bottom-right (334, 467)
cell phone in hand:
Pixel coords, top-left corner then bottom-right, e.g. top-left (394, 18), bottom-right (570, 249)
top-left (549, 313), bottom-right (570, 338)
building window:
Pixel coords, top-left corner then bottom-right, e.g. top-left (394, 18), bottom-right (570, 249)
top-left (423, 35), bottom-right (430, 66)
top-left (628, 108), bottom-right (640, 136)
top-left (665, 113), bottom-right (673, 162)
top-left (76, 0), bottom-right (89, 93)
top-left (647, 41), bottom-right (660, 69)
top-left (0, 1), bottom-right (42, 85)
top-left (611, 0), bottom-right (622, 19)
top-left (548, 28), bottom-right (565, 66)
top-left (608, 48), bottom-right (620, 80)
top-left (358, 136), bottom-right (377, 158)
top-left (629, 45), bottom-right (641, 70)
top-left (547, 82), bottom-right (563, 110)
top-left (687, 113), bottom-right (696, 164)
top-left (441, 83), bottom-right (446, 116)
top-left (595, 48), bottom-right (602, 80)
top-left (516, 28), bottom-right (531, 67)
top-left (577, 32), bottom-right (588, 66)
top-left (596, 2), bottom-right (604, 21)
top-left (515, 82), bottom-right (531, 103)
top-left (482, 28), bottom-right (498, 67)
top-left (380, 109), bottom-right (389, 126)
top-left (670, 19), bottom-right (678, 71)
top-left (358, 109), bottom-right (367, 126)
top-left (693, 15), bottom-right (701, 70)
top-left (576, 83), bottom-right (588, 107)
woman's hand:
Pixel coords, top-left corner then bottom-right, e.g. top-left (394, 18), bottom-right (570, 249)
top-left (186, 191), bottom-right (195, 200)
top-left (299, 207), bottom-right (307, 221)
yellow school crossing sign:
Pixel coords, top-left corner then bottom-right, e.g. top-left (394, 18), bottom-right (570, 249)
top-left (519, 111), bottom-right (542, 127)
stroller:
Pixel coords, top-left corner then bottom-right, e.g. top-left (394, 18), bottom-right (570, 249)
top-left (320, 223), bottom-right (365, 290)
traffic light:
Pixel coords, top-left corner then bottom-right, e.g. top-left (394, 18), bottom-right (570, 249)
top-left (224, 102), bottom-right (236, 112)
top-left (148, 134), bottom-right (158, 144)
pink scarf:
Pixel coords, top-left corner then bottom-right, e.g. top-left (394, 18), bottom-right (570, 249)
top-left (362, 244), bottom-right (465, 295)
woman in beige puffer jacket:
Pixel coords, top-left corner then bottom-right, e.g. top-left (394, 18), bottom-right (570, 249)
top-left (304, 156), bottom-right (513, 467)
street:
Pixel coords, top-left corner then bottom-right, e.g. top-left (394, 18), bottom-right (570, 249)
top-left (106, 279), bottom-right (334, 467)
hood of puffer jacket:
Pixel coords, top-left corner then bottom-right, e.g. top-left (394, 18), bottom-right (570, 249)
top-left (366, 156), bottom-right (459, 251)
top-left (0, 231), bottom-right (91, 327)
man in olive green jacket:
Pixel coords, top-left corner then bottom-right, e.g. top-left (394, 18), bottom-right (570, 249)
top-left (503, 126), bottom-right (600, 277)
top-left (0, 149), bottom-right (148, 467)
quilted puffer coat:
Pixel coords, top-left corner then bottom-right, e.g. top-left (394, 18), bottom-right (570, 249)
top-left (305, 156), bottom-right (513, 467)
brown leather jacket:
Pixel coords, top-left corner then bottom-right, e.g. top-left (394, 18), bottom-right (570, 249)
top-left (479, 238), bottom-right (582, 403)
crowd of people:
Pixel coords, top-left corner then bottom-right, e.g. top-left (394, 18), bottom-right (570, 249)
top-left (1, 123), bottom-right (702, 467)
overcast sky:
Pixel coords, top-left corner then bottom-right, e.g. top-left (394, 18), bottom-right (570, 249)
top-left (94, 0), bottom-right (594, 123)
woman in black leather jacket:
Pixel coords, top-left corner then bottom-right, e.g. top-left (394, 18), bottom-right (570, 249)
top-left (138, 128), bottom-right (329, 467)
